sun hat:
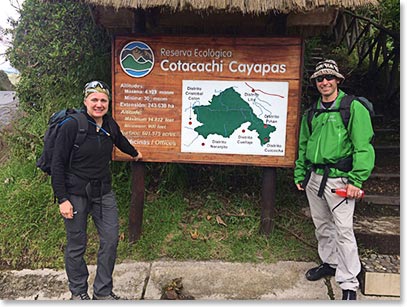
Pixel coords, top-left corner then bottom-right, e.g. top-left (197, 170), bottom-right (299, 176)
top-left (310, 59), bottom-right (345, 81)
top-left (83, 80), bottom-right (111, 99)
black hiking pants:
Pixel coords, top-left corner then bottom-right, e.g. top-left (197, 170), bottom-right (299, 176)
top-left (63, 191), bottom-right (119, 297)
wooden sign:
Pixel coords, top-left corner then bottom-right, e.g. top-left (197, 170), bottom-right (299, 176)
top-left (112, 36), bottom-right (303, 167)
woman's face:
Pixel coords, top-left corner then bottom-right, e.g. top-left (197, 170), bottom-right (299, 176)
top-left (84, 92), bottom-right (109, 120)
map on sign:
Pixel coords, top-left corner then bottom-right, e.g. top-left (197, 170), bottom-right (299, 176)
top-left (181, 80), bottom-right (289, 156)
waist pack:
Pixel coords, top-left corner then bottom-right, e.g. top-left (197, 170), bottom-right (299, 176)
top-left (301, 156), bottom-right (353, 198)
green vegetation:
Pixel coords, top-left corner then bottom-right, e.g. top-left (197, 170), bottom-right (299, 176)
top-left (0, 157), bottom-right (318, 269)
top-left (6, 0), bottom-right (111, 109)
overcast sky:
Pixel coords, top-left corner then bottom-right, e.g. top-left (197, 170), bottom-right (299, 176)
top-left (0, 0), bottom-right (21, 72)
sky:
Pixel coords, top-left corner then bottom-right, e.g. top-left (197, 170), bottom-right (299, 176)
top-left (0, 0), bottom-right (21, 73)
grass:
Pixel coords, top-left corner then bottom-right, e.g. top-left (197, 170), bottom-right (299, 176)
top-left (0, 155), bottom-right (319, 270)
top-left (0, 110), bottom-right (318, 270)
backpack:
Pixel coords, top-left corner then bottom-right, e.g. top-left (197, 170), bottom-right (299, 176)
top-left (36, 109), bottom-right (88, 175)
top-left (306, 95), bottom-right (375, 133)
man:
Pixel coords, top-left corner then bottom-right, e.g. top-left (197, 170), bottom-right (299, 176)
top-left (294, 60), bottom-right (375, 300)
top-left (51, 81), bottom-right (142, 300)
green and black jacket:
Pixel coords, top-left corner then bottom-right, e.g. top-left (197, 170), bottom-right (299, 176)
top-left (294, 90), bottom-right (375, 189)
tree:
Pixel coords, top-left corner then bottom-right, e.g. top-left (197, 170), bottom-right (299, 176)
top-left (7, 0), bottom-right (111, 110)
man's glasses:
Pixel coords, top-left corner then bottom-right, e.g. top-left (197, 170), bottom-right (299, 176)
top-left (315, 74), bottom-right (336, 82)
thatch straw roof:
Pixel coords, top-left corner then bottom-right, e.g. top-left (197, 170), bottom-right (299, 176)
top-left (84, 0), bottom-right (378, 14)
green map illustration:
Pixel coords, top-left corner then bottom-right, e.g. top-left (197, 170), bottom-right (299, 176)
top-left (181, 80), bottom-right (288, 156)
top-left (193, 87), bottom-right (276, 145)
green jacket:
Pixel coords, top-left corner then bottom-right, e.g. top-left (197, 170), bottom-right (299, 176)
top-left (294, 90), bottom-right (375, 188)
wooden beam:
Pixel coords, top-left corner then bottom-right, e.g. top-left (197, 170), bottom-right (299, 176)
top-left (259, 167), bottom-right (277, 236)
top-left (129, 161), bottom-right (145, 242)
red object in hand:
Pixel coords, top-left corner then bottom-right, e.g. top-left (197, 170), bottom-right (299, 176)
top-left (331, 188), bottom-right (365, 198)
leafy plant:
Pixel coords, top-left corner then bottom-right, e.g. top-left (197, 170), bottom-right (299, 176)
top-left (6, 0), bottom-right (111, 111)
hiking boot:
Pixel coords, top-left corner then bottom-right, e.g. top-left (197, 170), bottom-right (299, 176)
top-left (70, 292), bottom-right (91, 300)
top-left (342, 290), bottom-right (357, 300)
top-left (305, 263), bottom-right (336, 281)
top-left (92, 291), bottom-right (121, 300)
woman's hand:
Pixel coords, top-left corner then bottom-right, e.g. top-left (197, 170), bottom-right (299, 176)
top-left (59, 200), bottom-right (74, 219)
top-left (133, 152), bottom-right (143, 161)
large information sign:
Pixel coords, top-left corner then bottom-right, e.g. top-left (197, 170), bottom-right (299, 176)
top-left (112, 36), bottom-right (303, 167)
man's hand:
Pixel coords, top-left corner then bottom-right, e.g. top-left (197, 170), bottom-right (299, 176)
top-left (346, 183), bottom-right (364, 199)
top-left (59, 200), bottom-right (74, 219)
top-left (296, 183), bottom-right (304, 191)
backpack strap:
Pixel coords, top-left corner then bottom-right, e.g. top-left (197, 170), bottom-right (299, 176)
top-left (70, 113), bottom-right (88, 150)
top-left (67, 112), bottom-right (88, 169)
top-left (306, 102), bottom-right (337, 133)
top-left (306, 102), bottom-right (317, 133)
top-left (338, 94), bottom-right (356, 129)
top-left (307, 95), bottom-right (356, 133)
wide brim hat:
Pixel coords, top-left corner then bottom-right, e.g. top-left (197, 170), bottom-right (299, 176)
top-left (310, 59), bottom-right (345, 81)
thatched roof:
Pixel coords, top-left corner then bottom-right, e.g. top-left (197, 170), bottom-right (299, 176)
top-left (84, 0), bottom-right (378, 14)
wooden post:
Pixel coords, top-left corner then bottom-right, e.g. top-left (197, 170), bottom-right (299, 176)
top-left (260, 167), bottom-right (276, 235)
top-left (129, 161), bottom-right (145, 243)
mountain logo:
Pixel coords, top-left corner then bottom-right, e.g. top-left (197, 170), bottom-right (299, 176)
top-left (120, 41), bottom-right (154, 78)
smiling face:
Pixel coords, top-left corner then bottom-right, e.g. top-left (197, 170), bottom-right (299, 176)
top-left (315, 76), bottom-right (340, 102)
top-left (84, 92), bottom-right (109, 121)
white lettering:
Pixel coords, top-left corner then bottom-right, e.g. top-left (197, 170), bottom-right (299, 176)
top-left (160, 60), bottom-right (223, 73)
top-left (228, 61), bottom-right (287, 76)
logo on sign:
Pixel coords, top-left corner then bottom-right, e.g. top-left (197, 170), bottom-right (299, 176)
top-left (120, 41), bottom-right (154, 78)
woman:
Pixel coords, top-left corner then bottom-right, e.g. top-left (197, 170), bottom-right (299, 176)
top-left (51, 80), bottom-right (142, 300)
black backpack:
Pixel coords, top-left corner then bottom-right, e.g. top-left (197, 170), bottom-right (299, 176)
top-left (36, 109), bottom-right (88, 175)
top-left (306, 95), bottom-right (375, 133)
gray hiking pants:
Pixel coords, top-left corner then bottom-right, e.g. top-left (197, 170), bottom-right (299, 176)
top-left (63, 191), bottom-right (119, 296)
top-left (305, 172), bottom-right (360, 291)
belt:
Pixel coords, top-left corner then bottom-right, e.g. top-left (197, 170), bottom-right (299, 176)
top-left (301, 156), bottom-right (353, 198)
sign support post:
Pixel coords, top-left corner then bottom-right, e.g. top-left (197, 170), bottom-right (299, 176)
top-left (129, 161), bottom-right (145, 243)
top-left (260, 167), bottom-right (277, 235)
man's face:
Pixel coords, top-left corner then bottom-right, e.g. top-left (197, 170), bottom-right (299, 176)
top-left (315, 75), bottom-right (339, 100)
top-left (84, 92), bottom-right (109, 120)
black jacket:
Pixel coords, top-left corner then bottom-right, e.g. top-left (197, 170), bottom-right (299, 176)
top-left (51, 111), bottom-right (138, 203)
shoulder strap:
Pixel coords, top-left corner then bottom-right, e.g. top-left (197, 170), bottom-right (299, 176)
top-left (64, 112), bottom-right (88, 171)
top-left (307, 94), bottom-right (371, 133)
top-left (70, 112), bottom-right (88, 150)
top-left (306, 102), bottom-right (318, 133)
top-left (339, 95), bottom-right (356, 129)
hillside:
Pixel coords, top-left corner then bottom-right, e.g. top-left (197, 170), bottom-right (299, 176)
top-left (0, 70), bottom-right (15, 91)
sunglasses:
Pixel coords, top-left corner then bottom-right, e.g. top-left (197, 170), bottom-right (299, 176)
top-left (84, 81), bottom-right (111, 97)
top-left (315, 74), bottom-right (336, 82)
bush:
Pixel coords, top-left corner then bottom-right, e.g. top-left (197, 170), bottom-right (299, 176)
top-left (7, 0), bottom-right (111, 111)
